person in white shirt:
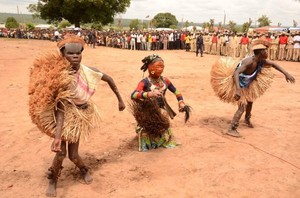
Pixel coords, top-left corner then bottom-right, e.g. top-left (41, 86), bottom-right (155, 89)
top-left (293, 31), bottom-right (300, 61)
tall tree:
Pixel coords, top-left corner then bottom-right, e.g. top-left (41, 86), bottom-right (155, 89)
top-left (5, 17), bottom-right (19, 29)
top-left (218, 22), bottom-right (223, 31)
top-left (202, 22), bottom-right (209, 31)
top-left (27, 0), bottom-right (130, 27)
top-left (209, 19), bottom-right (215, 32)
top-left (227, 20), bottom-right (237, 32)
top-left (129, 19), bottom-right (140, 30)
top-left (152, 12), bottom-right (178, 28)
top-left (257, 15), bottom-right (272, 27)
top-left (184, 20), bottom-right (191, 30)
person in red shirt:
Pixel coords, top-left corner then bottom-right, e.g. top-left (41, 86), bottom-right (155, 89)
top-left (278, 32), bottom-right (288, 60)
top-left (240, 33), bottom-right (249, 58)
top-left (211, 33), bottom-right (218, 55)
top-left (181, 32), bottom-right (186, 49)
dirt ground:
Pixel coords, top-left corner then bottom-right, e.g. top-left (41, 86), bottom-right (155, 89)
top-left (0, 39), bottom-right (299, 198)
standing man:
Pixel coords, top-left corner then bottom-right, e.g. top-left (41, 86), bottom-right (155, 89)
top-left (278, 32), bottom-right (288, 60)
top-left (196, 33), bottom-right (204, 57)
top-left (240, 33), bottom-right (249, 58)
top-left (293, 31), bottom-right (300, 61)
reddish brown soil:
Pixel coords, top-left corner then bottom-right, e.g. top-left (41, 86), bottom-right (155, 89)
top-left (0, 39), bottom-right (299, 197)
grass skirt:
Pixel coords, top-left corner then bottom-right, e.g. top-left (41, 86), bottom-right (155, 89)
top-left (28, 51), bottom-right (100, 143)
top-left (210, 57), bottom-right (275, 105)
top-left (130, 99), bottom-right (176, 151)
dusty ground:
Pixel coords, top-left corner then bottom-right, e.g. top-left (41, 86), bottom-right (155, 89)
top-left (0, 39), bottom-right (299, 198)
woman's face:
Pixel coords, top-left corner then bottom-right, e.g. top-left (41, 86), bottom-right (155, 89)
top-left (62, 43), bottom-right (83, 71)
top-left (148, 60), bottom-right (164, 78)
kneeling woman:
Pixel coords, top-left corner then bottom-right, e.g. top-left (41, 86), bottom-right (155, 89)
top-left (130, 54), bottom-right (190, 152)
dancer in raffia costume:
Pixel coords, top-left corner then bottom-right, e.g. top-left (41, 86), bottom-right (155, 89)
top-left (130, 54), bottom-right (191, 151)
top-left (211, 39), bottom-right (295, 137)
top-left (28, 36), bottom-right (125, 197)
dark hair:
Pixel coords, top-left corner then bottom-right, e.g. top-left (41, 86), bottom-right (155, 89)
top-left (140, 54), bottom-right (163, 72)
top-left (253, 48), bottom-right (266, 56)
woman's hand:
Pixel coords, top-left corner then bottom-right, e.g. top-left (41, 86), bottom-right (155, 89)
top-left (179, 101), bottom-right (185, 112)
top-left (148, 89), bottom-right (162, 98)
top-left (51, 138), bottom-right (62, 152)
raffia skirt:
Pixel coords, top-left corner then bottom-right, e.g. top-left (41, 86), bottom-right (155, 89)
top-left (129, 99), bottom-right (176, 151)
top-left (28, 51), bottom-right (100, 143)
top-left (210, 57), bottom-right (275, 105)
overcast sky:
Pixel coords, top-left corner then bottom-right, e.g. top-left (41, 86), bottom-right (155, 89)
top-left (1, 0), bottom-right (300, 26)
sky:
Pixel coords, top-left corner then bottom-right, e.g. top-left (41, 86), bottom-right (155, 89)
top-left (0, 0), bottom-right (300, 27)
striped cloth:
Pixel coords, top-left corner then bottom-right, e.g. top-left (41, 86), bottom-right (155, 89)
top-left (71, 64), bottom-right (103, 105)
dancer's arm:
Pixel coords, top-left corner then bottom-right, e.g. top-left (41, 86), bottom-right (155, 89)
top-left (102, 73), bottom-right (126, 111)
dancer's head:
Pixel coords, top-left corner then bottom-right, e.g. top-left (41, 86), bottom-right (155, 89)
top-left (140, 54), bottom-right (164, 78)
top-left (57, 35), bottom-right (85, 70)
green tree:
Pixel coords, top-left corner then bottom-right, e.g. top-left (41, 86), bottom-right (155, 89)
top-left (91, 23), bottom-right (103, 30)
top-left (129, 19), bottom-right (140, 30)
top-left (184, 20), bottom-right (191, 30)
top-left (202, 22), bottom-right (209, 31)
top-left (218, 22), bottom-right (223, 31)
top-left (59, 20), bottom-right (71, 29)
top-left (169, 25), bottom-right (177, 29)
top-left (209, 19), bottom-right (215, 32)
top-left (27, 0), bottom-right (130, 27)
top-left (241, 22), bottom-right (250, 33)
top-left (227, 20), bottom-right (237, 32)
top-left (152, 12), bottom-right (178, 28)
top-left (257, 15), bottom-right (271, 27)
top-left (5, 17), bottom-right (19, 29)
top-left (26, 22), bottom-right (35, 30)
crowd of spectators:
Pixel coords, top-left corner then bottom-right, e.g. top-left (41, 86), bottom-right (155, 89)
top-left (1, 27), bottom-right (299, 61)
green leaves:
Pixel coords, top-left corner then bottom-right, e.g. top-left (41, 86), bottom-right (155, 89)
top-left (27, 0), bottom-right (130, 27)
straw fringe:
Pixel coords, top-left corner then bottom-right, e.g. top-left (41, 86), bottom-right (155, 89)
top-left (28, 51), bottom-right (100, 143)
top-left (210, 57), bottom-right (275, 105)
top-left (129, 99), bottom-right (170, 136)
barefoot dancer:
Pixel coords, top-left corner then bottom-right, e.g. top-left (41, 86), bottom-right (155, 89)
top-left (28, 36), bottom-right (125, 197)
top-left (211, 39), bottom-right (295, 137)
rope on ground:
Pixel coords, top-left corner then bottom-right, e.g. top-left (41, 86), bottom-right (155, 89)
top-left (201, 124), bottom-right (300, 170)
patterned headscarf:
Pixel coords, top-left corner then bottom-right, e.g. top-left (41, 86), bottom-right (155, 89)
top-left (140, 54), bottom-right (163, 72)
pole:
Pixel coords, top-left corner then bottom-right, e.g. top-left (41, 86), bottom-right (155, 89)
top-left (223, 10), bottom-right (226, 28)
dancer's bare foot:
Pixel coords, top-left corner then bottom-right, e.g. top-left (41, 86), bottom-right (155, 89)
top-left (244, 120), bottom-right (254, 128)
top-left (83, 171), bottom-right (93, 184)
top-left (46, 179), bottom-right (57, 197)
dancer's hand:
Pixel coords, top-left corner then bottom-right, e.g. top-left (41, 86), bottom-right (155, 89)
top-left (118, 100), bottom-right (126, 111)
top-left (285, 73), bottom-right (295, 84)
top-left (234, 89), bottom-right (241, 101)
top-left (148, 89), bottom-right (162, 98)
top-left (178, 101), bottom-right (185, 112)
top-left (51, 138), bottom-right (62, 152)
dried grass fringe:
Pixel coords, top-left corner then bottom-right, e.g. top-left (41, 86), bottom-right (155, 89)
top-left (129, 99), bottom-right (170, 136)
top-left (210, 57), bottom-right (275, 105)
top-left (28, 51), bottom-right (100, 143)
